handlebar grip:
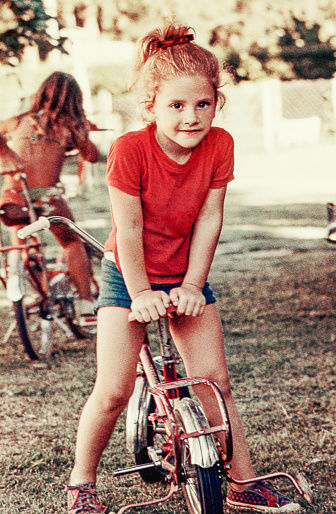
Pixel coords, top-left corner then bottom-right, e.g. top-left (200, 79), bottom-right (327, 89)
top-left (17, 216), bottom-right (50, 239)
top-left (128, 304), bottom-right (177, 323)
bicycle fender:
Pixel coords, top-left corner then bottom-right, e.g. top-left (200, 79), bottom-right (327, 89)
top-left (175, 397), bottom-right (219, 469)
top-left (126, 374), bottom-right (153, 454)
top-left (6, 273), bottom-right (24, 302)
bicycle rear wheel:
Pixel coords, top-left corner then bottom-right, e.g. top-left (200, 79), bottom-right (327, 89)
top-left (62, 278), bottom-right (98, 340)
top-left (12, 259), bottom-right (98, 359)
top-left (126, 366), bottom-right (190, 484)
top-left (49, 253), bottom-right (100, 340)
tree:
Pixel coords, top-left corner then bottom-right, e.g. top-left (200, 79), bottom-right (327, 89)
top-left (0, 0), bottom-right (68, 66)
top-left (208, 0), bottom-right (336, 81)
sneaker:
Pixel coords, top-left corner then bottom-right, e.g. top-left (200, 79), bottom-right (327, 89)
top-left (67, 482), bottom-right (106, 513)
top-left (226, 480), bottom-right (301, 512)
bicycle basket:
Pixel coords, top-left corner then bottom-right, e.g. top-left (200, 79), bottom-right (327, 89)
top-left (0, 188), bottom-right (30, 226)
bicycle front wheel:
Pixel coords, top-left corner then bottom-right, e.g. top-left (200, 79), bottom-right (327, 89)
top-left (13, 297), bottom-right (52, 360)
top-left (10, 262), bottom-right (53, 360)
top-left (175, 398), bottom-right (223, 514)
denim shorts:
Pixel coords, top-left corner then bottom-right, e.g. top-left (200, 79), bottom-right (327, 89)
top-left (96, 257), bottom-right (216, 311)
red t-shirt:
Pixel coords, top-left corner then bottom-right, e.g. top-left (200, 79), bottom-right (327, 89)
top-left (105, 124), bottom-right (234, 283)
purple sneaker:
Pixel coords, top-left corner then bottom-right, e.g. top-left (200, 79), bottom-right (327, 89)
top-left (226, 480), bottom-right (301, 512)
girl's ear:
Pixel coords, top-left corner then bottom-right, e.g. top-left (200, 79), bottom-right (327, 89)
top-left (144, 101), bottom-right (156, 123)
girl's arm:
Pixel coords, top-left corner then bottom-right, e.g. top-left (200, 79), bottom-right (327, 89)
top-left (170, 186), bottom-right (227, 316)
top-left (0, 134), bottom-right (24, 173)
top-left (71, 121), bottom-right (100, 163)
top-left (109, 186), bottom-right (170, 322)
top-left (0, 115), bottom-right (21, 135)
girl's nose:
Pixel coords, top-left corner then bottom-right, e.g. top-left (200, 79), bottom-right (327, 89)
top-left (184, 107), bottom-right (199, 124)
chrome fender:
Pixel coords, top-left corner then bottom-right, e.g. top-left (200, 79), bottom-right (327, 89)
top-left (126, 373), bottom-right (153, 454)
top-left (6, 272), bottom-right (24, 302)
top-left (174, 397), bottom-right (219, 469)
top-left (6, 256), bottom-right (25, 302)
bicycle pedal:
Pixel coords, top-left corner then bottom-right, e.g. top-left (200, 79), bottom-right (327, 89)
top-left (147, 446), bottom-right (162, 467)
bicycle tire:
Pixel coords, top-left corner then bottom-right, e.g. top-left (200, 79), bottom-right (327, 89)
top-left (12, 263), bottom-right (53, 360)
top-left (134, 392), bottom-right (169, 483)
top-left (61, 263), bottom-right (100, 340)
top-left (48, 272), bottom-right (98, 341)
top-left (175, 399), bottom-right (223, 514)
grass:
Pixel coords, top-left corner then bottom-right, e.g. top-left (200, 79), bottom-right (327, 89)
top-left (1, 148), bottom-right (336, 512)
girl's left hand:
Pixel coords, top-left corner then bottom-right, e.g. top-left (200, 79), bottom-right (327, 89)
top-left (169, 284), bottom-right (206, 317)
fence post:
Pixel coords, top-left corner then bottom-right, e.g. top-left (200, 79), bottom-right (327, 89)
top-left (261, 79), bottom-right (282, 151)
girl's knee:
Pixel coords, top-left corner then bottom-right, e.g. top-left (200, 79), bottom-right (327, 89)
top-left (93, 384), bottom-right (133, 414)
top-left (219, 380), bottom-right (233, 399)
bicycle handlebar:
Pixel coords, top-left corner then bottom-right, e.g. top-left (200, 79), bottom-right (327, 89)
top-left (17, 215), bottom-right (105, 255)
top-left (17, 216), bottom-right (50, 238)
top-left (128, 305), bottom-right (177, 323)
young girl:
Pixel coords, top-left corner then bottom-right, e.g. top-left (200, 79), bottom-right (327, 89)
top-left (0, 72), bottom-right (100, 318)
top-left (67, 21), bottom-right (300, 513)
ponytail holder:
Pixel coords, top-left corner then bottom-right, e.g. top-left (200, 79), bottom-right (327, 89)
top-left (157, 34), bottom-right (194, 49)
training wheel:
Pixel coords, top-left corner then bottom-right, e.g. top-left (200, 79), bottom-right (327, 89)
top-left (295, 473), bottom-right (315, 504)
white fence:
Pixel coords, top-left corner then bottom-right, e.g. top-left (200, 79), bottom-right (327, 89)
top-left (214, 77), bottom-right (336, 153)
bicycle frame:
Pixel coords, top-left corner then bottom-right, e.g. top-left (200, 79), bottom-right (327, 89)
top-left (139, 321), bottom-right (232, 473)
top-left (114, 317), bottom-right (231, 513)
top-left (0, 209), bottom-right (49, 309)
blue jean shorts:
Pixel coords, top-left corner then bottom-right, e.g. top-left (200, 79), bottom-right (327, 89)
top-left (96, 257), bottom-right (216, 311)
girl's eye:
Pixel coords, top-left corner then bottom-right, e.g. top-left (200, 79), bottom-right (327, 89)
top-left (198, 101), bottom-right (210, 108)
top-left (171, 103), bottom-right (182, 109)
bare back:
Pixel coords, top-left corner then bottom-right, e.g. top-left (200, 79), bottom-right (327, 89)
top-left (0, 111), bottom-right (99, 189)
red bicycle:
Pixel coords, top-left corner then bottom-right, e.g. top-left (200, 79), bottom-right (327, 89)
top-left (0, 174), bottom-right (101, 360)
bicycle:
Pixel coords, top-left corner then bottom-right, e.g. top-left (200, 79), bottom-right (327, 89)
top-left (116, 313), bottom-right (315, 513)
top-left (0, 171), bottom-right (102, 360)
top-left (18, 215), bottom-right (316, 513)
top-left (327, 202), bottom-right (336, 243)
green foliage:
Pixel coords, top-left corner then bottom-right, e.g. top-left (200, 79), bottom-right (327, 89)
top-left (278, 17), bottom-right (336, 79)
top-left (0, 0), bottom-right (68, 66)
top-left (208, 1), bottom-right (336, 81)
top-left (88, 0), bottom-right (336, 82)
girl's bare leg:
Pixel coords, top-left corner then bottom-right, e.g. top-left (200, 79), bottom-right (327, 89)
top-left (70, 306), bottom-right (146, 485)
top-left (62, 239), bottom-right (93, 300)
top-left (169, 303), bottom-right (256, 489)
top-left (48, 198), bottom-right (93, 301)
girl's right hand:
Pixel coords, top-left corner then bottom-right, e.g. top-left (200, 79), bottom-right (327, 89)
top-left (130, 290), bottom-right (171, 323)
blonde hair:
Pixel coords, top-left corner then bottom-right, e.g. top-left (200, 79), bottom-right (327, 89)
top-left (130, 19), bottom-right (225, 121)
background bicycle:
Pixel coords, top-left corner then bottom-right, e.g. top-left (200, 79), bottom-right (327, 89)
top-left (0, 171), bottom-right (102, 360)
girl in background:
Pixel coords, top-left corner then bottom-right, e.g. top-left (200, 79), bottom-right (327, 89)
top-left (0, 72), bottom-right (100, 319)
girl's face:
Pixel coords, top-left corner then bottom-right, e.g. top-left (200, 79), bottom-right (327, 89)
top-left (149, 75), bottom-right (216, 163)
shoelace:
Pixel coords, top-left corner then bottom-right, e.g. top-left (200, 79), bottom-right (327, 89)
top-left (73, 484), bottom-right (104, 513)
top-left (255, 480), bottom-right (280, 493)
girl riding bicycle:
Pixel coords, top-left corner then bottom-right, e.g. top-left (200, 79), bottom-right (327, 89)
top-left (0, 72), bottom-right (100, 319)
top-left (68, 20), bottom-right (301, 513)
